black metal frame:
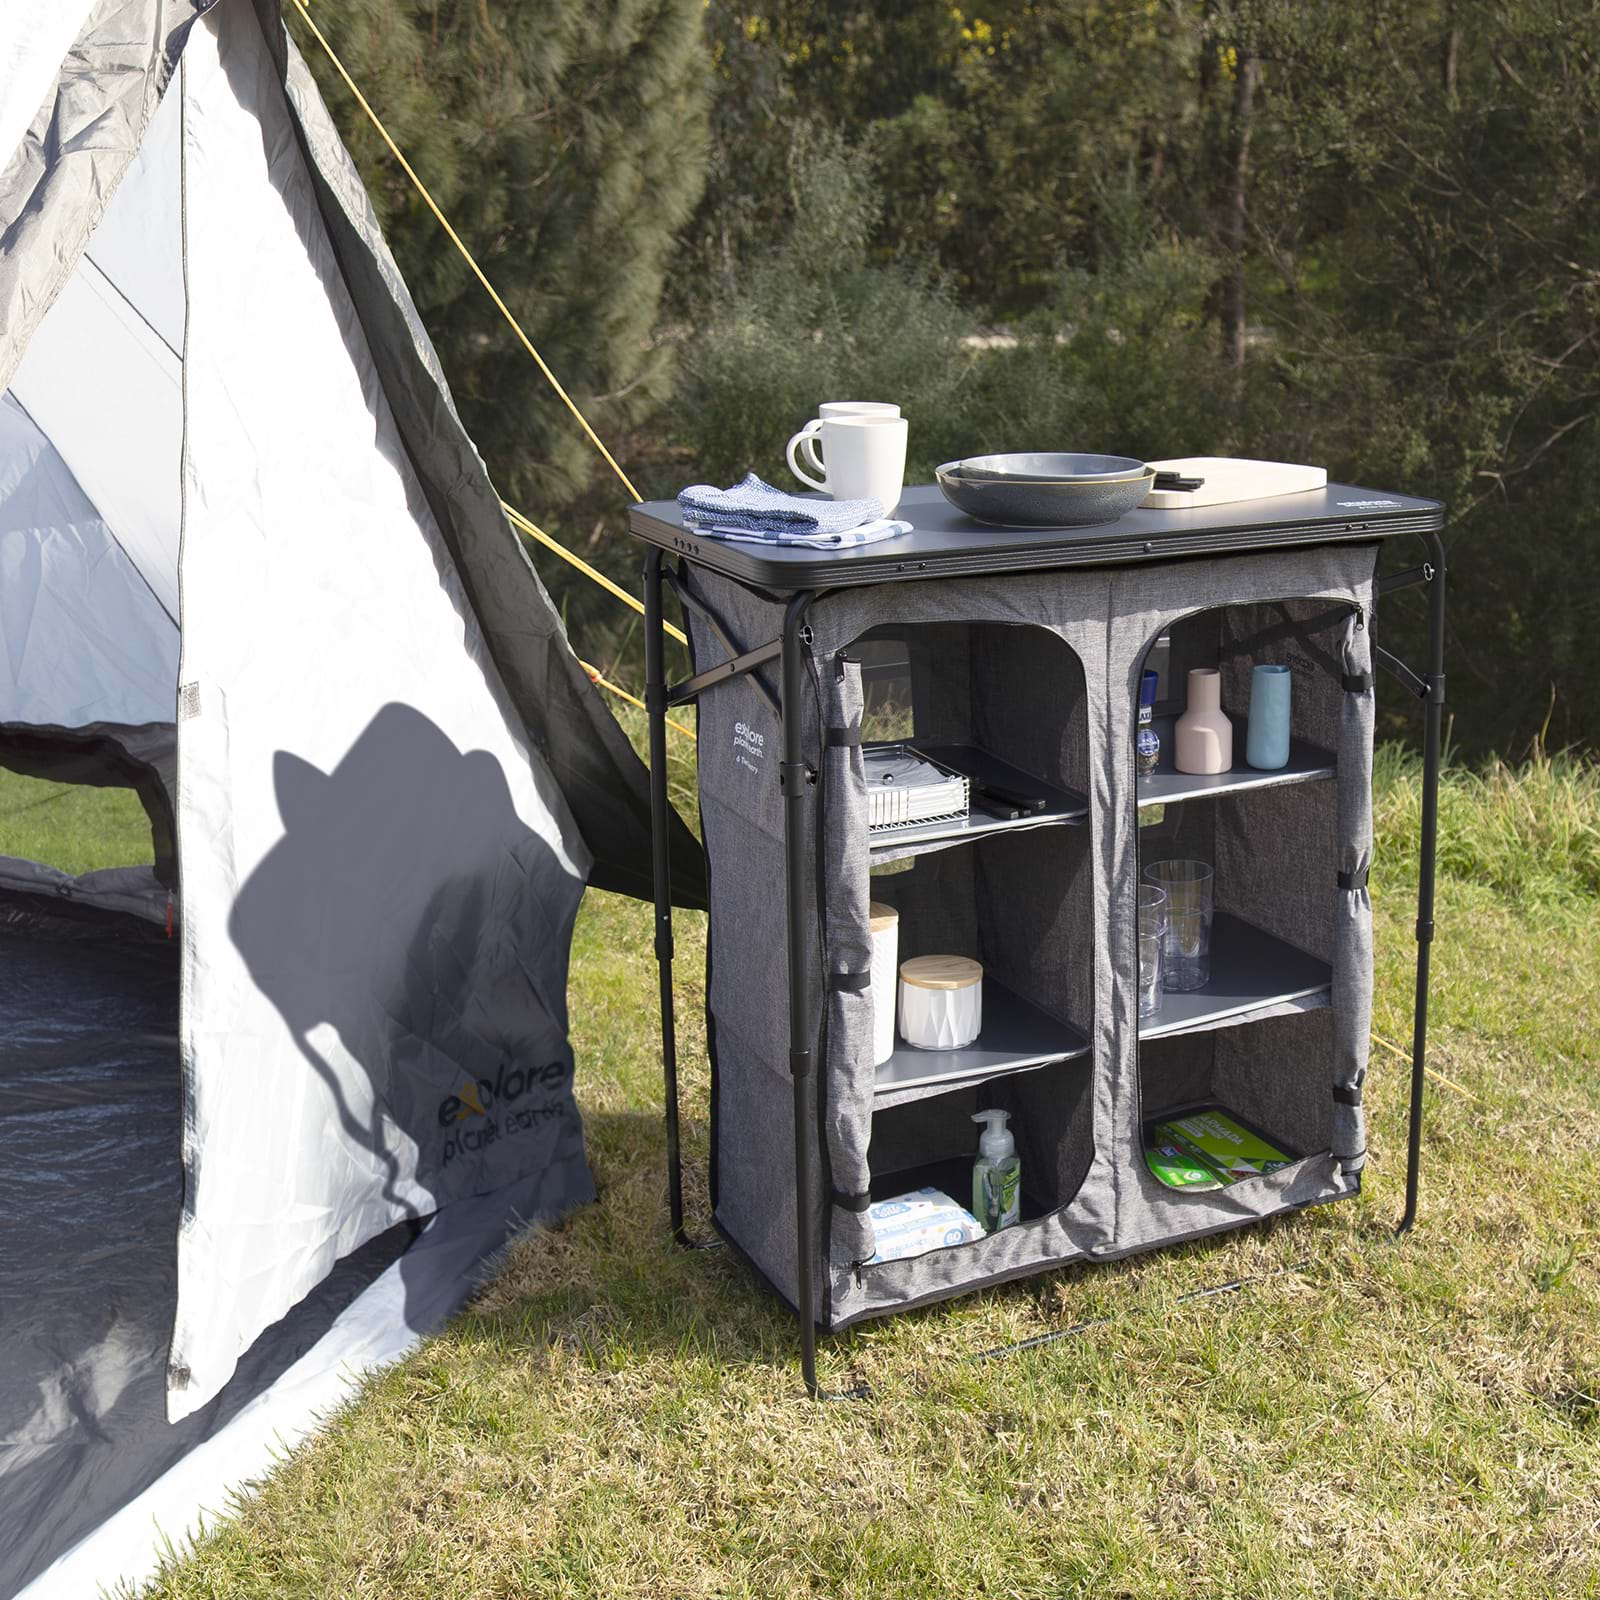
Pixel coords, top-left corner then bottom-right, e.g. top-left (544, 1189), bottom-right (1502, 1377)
top-left (1378, 533), bottom-right (1448, 1234)
top-left (643, 530), bottom-right (1446, 1394)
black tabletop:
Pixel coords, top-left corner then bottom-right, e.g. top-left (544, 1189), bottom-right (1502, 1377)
top-left (627, 481), bottom-right (1444, 592)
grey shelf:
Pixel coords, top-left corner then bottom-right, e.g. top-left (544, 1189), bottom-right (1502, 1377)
top-left (1139, 912), bottom-right (1331, 1039)
top-left (1137, 716), bottom-right (1334, 808)
top-left (873, 977), bottom-right (1089, 1097)
top-left (868, 743), bottom-right (1088, 858)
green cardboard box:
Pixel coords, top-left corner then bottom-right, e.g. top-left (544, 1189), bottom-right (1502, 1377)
top-left (1155, 1108), bottom-right (1294, 1184)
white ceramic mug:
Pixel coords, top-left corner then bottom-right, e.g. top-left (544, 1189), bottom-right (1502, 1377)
top-left (818, 401), bottom-right (900, 420)
top-left (786, 413), bottom-right (907, 512)
top-left (797, 403), bottom-right (901, 485)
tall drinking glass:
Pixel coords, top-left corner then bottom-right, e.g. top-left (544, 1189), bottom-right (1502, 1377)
top-left (1143, 859), bottom-right (1214, 992)
top-left (1136, 884), bottom-right (1167, 1018)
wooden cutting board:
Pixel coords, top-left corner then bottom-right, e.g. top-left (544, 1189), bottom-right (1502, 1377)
top-left (1141, 457), bottom-right (1327, 510)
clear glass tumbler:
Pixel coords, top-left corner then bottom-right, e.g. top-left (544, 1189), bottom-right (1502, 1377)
top-left (1136, 884), bottom-right (1167, 1018)
top-left (1143, 859), bottom-right (1214, 992)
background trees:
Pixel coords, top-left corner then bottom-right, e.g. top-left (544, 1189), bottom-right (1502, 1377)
top-left (290, 0), bottom-right (1600, 757)
top-left (290, 0), bottom-right (708, 513)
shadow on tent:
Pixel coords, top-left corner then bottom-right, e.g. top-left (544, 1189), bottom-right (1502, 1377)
top-left (0, 704), bottom-right (582, 1597)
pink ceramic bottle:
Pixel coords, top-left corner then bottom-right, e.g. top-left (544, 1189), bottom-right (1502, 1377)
top-left (1174, 667), bottom-right (1233, 774)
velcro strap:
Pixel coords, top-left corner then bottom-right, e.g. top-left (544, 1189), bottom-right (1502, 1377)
top-left (826, 726), bottom-right (862, 747)
top-left (827, 970), bottom-right (872, 994)
top-left (1337, 865), bottom-right (1370, 892)
top-left (1342, 670), bottom-right (1374, 693)
top-left (1333, 1083), bottom-right (1363, 1107)
top-left (832, 1189), bottom-right (873, 1212)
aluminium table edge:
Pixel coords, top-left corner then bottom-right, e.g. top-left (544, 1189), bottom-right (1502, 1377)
top-left (628, 482), bottom-right (1445, 592)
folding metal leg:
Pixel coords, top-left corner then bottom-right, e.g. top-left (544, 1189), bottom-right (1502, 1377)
top-left (643, 548), bottom-right (696, 1249)
top-left (1397, 532), bottom-right (1446, 1234)
top-left (779, 593), bottom-right (820, 1396)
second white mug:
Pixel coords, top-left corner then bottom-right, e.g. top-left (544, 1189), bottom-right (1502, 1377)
top-left (818, 401), bottom-right (900, 420)
top-left (786, 413), bottom-right (907, 512)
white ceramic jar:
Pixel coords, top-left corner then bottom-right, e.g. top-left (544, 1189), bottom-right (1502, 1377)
top-left (897, 955), bottom-right (984, 1051)
top-left (869, 902), bottom-right (900, 1066)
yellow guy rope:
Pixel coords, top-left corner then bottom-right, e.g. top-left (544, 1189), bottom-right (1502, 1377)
top-left (501, 501), bottom-right (687, 648)
top-left (581, 660), bottom-right (696, 742)
top-left (1370, 1030), bottom-right (1483, 1102)
top-left (289, 0), bottom-right (642, 502)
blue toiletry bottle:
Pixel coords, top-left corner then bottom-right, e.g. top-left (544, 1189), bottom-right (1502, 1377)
top-left (1136, 669), bottom-right (1160, 776)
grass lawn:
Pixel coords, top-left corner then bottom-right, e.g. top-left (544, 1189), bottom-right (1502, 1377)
top-left (118, 736), bottom-right (1600, 1598)
top-left (0, 767), bottom-right (155, 874)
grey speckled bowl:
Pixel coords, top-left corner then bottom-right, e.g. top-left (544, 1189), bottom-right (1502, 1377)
top-left (936, 461), bottom-right (1155, 527)
top-left (955, 452), bottom-right (1148, 484)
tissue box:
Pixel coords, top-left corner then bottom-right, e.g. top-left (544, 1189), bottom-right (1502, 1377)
top-left (865, 1186), bottom-right (985, 1263)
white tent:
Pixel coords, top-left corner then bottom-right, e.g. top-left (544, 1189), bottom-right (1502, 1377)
top-left (0, 2), bottom-right (701, 1592)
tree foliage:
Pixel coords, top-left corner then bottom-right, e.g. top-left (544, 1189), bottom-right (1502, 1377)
top-left (301, 0), bottom-right (1598, 753)
top-left (287, 0), bottom-right (709, 512)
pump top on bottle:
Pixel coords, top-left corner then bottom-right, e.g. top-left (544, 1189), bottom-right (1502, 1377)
top-left (972, 1109), bottom-right (1014, 1163)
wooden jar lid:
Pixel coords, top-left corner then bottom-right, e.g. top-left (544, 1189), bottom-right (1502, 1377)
top-left (899, 954), bottom-right (983, 991)
top-left (869, 901), bottom-right (899, 932)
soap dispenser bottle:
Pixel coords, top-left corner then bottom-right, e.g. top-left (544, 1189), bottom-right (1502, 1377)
top-left (972, 1109), bottom-right (1021, 1232)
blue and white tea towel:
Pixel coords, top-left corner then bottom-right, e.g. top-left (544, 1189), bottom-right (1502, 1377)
top-left (697, 516), bottom-right (911, 550)
top-left (678, 472), bottom-right (906, 546)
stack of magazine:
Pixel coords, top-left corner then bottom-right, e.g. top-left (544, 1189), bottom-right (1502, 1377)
top-left (1143, 1107), bottom-right (1295, 1191)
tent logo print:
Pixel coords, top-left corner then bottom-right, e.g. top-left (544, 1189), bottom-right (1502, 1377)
top-left (438, 1057), bottom-right (569, 1167)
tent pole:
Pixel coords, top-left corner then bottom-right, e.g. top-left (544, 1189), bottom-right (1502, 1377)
top-left (644, 549), bottom-right (691, 1247)
top-left (1397, 532), bottom-right (1446, 1235)
top-left (780, 592), bottom-right (820, 1398)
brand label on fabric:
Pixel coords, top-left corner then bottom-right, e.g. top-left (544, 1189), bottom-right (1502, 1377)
top-left (733, 719), bottom-right (766, 775)
top-left (178, 682), bottom-right (202, 720)
top-left (436, 1056), bottom-right (570, 1167)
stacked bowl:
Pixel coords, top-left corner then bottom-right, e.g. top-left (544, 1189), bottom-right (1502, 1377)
top-left (935, 453), bottom-right (1153, 527)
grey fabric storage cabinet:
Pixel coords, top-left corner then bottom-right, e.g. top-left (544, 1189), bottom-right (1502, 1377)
top-left (630, 481), bottom-right (1448, 1393)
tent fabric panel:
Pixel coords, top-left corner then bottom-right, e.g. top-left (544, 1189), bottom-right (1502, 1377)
top-left (268, 6), bottom-right (707, 910)
top-left (0, 3), bottom-right (99, 181)
top-left (168, 2), bottom-right (594, 1421)
top-left (0, 391), bottom-right (179, 729)
top-left (9, 245), bottom-right (184, 623)
top-left (0, 858), bottom-right (165, 922)
top-left (81, 75), bottom-right (186, 357)
top-left (0, 0), bottom-right (209, 396)
top-left (0, 898), bottom-right (591, 1599)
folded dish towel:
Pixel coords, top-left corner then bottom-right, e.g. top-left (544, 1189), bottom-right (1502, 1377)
top-left (678, 472), bottom-right (885, 539)
top-left (692, 516), bottom-right (911, 550)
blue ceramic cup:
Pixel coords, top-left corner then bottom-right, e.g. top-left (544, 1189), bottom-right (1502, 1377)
top-left (1246, 664), bottom-right (1292, 770)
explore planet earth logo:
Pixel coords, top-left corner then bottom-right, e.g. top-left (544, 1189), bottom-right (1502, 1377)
top-left (437, 1055), bottom-right (570, 1166)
